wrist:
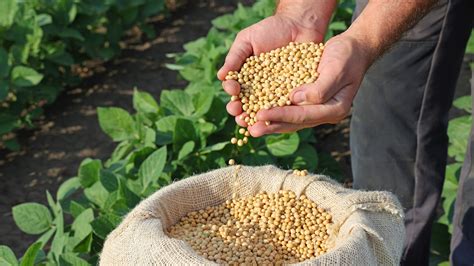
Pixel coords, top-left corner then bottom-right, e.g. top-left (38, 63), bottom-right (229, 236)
top-left (341, 27), bottom-right (381, 69)
top-left (276, 0), bottom-right (336, 38)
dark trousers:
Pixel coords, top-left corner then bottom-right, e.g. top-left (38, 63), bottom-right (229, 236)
top-left (351, 0), bottom-right (474, 265)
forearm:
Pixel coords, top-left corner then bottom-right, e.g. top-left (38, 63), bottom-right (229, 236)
top-left (276, 0), bottom-right (337, 36)
top-left (345, 0), bottom-right (437, 65)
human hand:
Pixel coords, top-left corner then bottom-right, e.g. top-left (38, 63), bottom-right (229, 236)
top-left (249, 33), bottom-right (374, 137)
top-left (217, 14), bottom-right (326, 128)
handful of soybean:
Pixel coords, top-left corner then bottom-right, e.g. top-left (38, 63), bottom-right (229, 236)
top-left (225, 42), bottom-right (324, 148)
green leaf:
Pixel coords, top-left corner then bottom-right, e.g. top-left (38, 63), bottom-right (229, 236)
top-left (447, 115), bottom-right (471, 162)
top-left (291, 145), bottom-right (319, 172)
top-left (11, 66), bottom-right (43, 87)
top-left (192, 89), bottom-right (214, 117)
top-left (47, 51), bottom-right (74, 66)
top-left (160, 90), bottom-right (195, 116)
top-left (56, 177), bottom-right (81, 200)
top-left (12, 203), bottom-right (52, 235)
top-left (466, 30), bottom-right (474, 54)
top-left (71, 209), bottom-right (94, 243)
top-left (138, 147), bottom-right (167, 189)
top-left (155, 115), bottom-right (178, 133)
top-left (0, 48), bottom-right (10, 78)
top-left (57, 28), bottom-right (84, 41)
top-left (36, 14), bottom-right (52, 26)
top-left (212, 14), bottom-right (236, 30)
top-left (139, 0), bottom-right (165, 18)
top-left (204, 97), bottom-right (228, 128)
top-left (183, 37), bottom-right (206, 56)
top-left (3, 138), bottom-right (19, 151)
top-left (91, 213), bottom-right (122, 240)
top-left (36, 228), bottom-right (55, 250)
top-left (178, 141), bottom-right (195, 160)
top-left (0, 0), bottom-right (17, 29)
top-left (0, 80), bottom-right (8, 100)
top-left (100, 170), bottom-right (119, 192)
top-left (329, 21), bottom-right (347, 31)
top-left (453, 96), bottom-right (472, 114)
top-left (317, 153), bottom-right (344, 181)
top-left (430, 223), bottom-right (450, 261)
top-left (156, 130), bottom-right (173, 145)
top-left (0, 114), bottom-right (18, 135)
top-left (200, 142), bottom-right (229, 154)
top-left (265, 133), bottom-right (300, 157)
top-left (84, 182), bottom-right (109, 208)
top-left (50, 231), bottom-right (67, 260)
top-left (438, 163), bottom-right (461, 231)
top-left (164, 63), bottom-right (185, 70)
top-left (98, 107), bottom-right (136, 141)
top-left (19, 242), bottom-right (41, 266)
top-left (69, 201), bottom-right (86, 218)
top-left (0, 246), bottom-right (17, 266)
top-left (130, 146), bottom-right (155, 167)
top-left (45, 190), bottom-right (61, 217)
top-left (108, 141), bottom-right (133, 164)
top-left (173, 118), bottom-right (198, 150)
top-left (133, 89), bottom-right (159, 113)
top-left (143, 126), bottom-right (156, 147)
top-left (58, 253), bottom-right (88, 266)
top-left (78, 159), bottom-right (102, 188)
top-left (73, 233), bottom-right (92, 253)
top-left (242, 150), bottom-right (275, 165)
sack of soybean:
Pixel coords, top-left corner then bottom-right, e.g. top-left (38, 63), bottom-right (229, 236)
top-left (100, 165), bottom-right (405, 265)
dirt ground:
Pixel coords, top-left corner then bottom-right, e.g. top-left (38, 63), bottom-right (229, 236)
top-left (0, 0), bottom-right (472, 256)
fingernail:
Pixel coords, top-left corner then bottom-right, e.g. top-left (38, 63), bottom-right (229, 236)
top-left (293, 91), bottom-right (306, 104)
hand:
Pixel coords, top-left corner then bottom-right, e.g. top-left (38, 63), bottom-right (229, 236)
top-left (217, 14), bottom-right (325, 129)
top-left (250, 33), bottom-right (374, 137)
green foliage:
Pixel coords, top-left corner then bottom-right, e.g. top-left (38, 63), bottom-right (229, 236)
top-left (326, 0), bottom-right (355, 40)
top-left (97, 107), bottom-right (136, 141)
top-left (0, 245), bottom-right (18, 266)
top-left (6, 0), bottom-right (356, 264)
top-left (12, 203), bottom-right (52, 235)
top-left (466, 30), bottom-right (474, 54)
top-left (431, 94), bottom-right (472, 264)
top-left (0, 0), bottom-right (168, 149)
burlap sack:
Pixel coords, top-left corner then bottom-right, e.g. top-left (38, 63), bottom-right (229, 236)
top-left (100, 165), bottom-right (405, 265)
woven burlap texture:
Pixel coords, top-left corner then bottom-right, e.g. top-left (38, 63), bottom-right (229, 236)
top-left (100, 165), bottom-right (405, 265)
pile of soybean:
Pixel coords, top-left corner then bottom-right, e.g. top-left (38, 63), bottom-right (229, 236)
top-left (168, 190), bottom-right (333, 265)
top-left (226, 42), bottom-right (324, 128)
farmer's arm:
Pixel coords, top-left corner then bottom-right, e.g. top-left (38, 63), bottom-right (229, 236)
top-left (251, 0), bottom-right (437, 136)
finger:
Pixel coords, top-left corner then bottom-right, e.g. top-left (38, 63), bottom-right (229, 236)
top-left (256, 100), bottom-right (349, 124)
top-left (222, 80), bottom-right (241, 96)
top-left (235, 113), bottom-right (248, 127)
top-left (290, 65), bottom-right (343, 105)
top-left (249, 121), bottom-right (309, 137)
top-left (226, 101), bottom-right (243, 116)
top-left (217, 31), bottom-right (253, 80)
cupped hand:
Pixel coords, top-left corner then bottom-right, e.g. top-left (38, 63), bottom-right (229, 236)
top-left (249, 34), bottom-right (373, 137)
top-left (217, 14), bottom-right (325, 128)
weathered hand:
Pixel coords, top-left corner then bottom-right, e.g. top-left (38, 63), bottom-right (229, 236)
top-left (249, 34), bottom-right (372, 137)
top-left (217, 14), bottom-right (325, 128)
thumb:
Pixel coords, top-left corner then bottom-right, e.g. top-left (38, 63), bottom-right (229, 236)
top-left (290, 71), bottom-right (339, 105)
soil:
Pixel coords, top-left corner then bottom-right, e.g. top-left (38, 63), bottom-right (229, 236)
top-left (0, 0), bottom-right (472, 257)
